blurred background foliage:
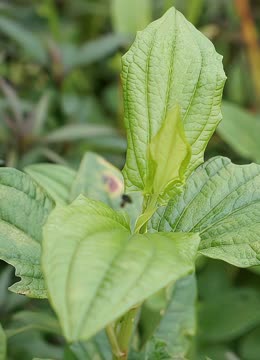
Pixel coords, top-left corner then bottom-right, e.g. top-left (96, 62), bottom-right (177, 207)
top-left (0, 0), bottom-right (260, 359)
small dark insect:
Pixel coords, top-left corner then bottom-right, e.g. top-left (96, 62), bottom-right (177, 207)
top-left (120, 194), bottom-right (132, 208)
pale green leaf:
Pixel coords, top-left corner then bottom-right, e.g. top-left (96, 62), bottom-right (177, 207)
top-left (155, 274), bottom-right (196, 357)
top-left (0, 168), bottom-right (54, 297)
top-left (150, 156), bottom-right (260, 267)
top-left (70, 152), bottom-right (124, 206)
top-left (63, 34), bottom-right (128, 71)
top-left (70, 152), bottom-right (142, 228)
top-left (6, 310), bottom-right (61, 338)
top-left (0, 323), bottom-right (6, 360)
top-left (25, 163), bottom-right (76, 205)
top-left (43, 124), bottom-right (118, 143)
top-left (43, 196), bottom-right (199, 342)
top-left (145, 105), bottom-right (191, 201)
top-left (122, 7), bottom-right (226, 193)
top-left (111, 0), bottom-right (152, 35)
top-left (218, 101), bottom-right (260, 162)
top-left (31, 93), bottom-right (50, 136)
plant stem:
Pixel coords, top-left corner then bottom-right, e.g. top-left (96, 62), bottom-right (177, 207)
top-left (106, 324), bottom-right (124, 359)
top-left (110, 194), bottom-right (158, 359)
top-left (116, 306), bottom-right (139, 359)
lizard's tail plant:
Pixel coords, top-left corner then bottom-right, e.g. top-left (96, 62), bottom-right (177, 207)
top-left (1, 6), bottom-right (260, 360)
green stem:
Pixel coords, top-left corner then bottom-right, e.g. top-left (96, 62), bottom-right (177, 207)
top-left (106, 324), bottom-right (124, 359)
top-left (110, 194), bottom-right (158, 359)
top-left (116, 307), bottom-right (139, 359)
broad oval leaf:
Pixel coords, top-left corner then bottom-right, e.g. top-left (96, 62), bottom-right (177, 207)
top-left (150, 156), bottom-right (260, 267)
top-left (43, 196), bottom-right (199, 342)
top-left (25, 163), bottom-right (76, 205)
top-left (122, 7), bottom-right (226, 193)
top-left (0, 168), bottom-right (54, 297)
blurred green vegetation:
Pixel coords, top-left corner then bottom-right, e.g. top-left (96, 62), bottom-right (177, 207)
top-left (0, 0), bottom-right (260, 359)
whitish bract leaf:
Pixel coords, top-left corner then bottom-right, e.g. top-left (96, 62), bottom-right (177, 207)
top-left (122, 7), bottom-right (226, 193)
top-left (43, 196), bottom-right (199, 342)
top-left (150, 157), bottom-right (260, 267)
top-left (0, 168), bottom-right (54, 297)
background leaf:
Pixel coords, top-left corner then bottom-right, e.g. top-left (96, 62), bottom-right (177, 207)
top-left (0, 323), bottom-right (6, 360)
top-left (0, 17), bottom-right (47, 64)
top-left (42, 124), bottom-right (119, 143)
top-left (198, 288), bottom-right (260, 342)
top-left (111, 0), bottom-right (152, 35)
top-left (218, 101), bottom-right (260, 162)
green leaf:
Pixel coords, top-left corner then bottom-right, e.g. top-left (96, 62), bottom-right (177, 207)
top-left (6, 310), bottom-right (61, 338)
top-left (68, 332), bottom-right (112, 360)
top-left (70, 152), bottom-right (142, 229)
top-left (150, 156), bottom-right (260, 267)
top-left (239, 326), bottom-right (260, 360)
top-left (24, 163), bottom-right (76, 205)
top-left (62, 34), bottom-right (128, 71)
top-left (145, 105), bottom-right (191, 201)
top-left (0, 168), bottom-right (54, 297)
top-left (111, 0), bottom-right (152, 35)
top-left (217, 101), bottom-right (260, 162)
top-left (198, 288), bottom-right (260, 342)
top-left (43, 196), bottom-right (199, 342)
top-left (70, 152), bottom-right (124, 206)
top-left (31, 93), bottom-right (51, 136)
top-left (122, 7), bottom-right (226, 193)
top-left (0, 323), bottom-right (6, 360)
top-left (155, 274), bottom-right (197, 357)
top-left (0, 17), bottom-right (47, 64)
top-left (8, 331), bottom-right (62, 360)
top-left (43, 124), bottom-right (119, 143)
